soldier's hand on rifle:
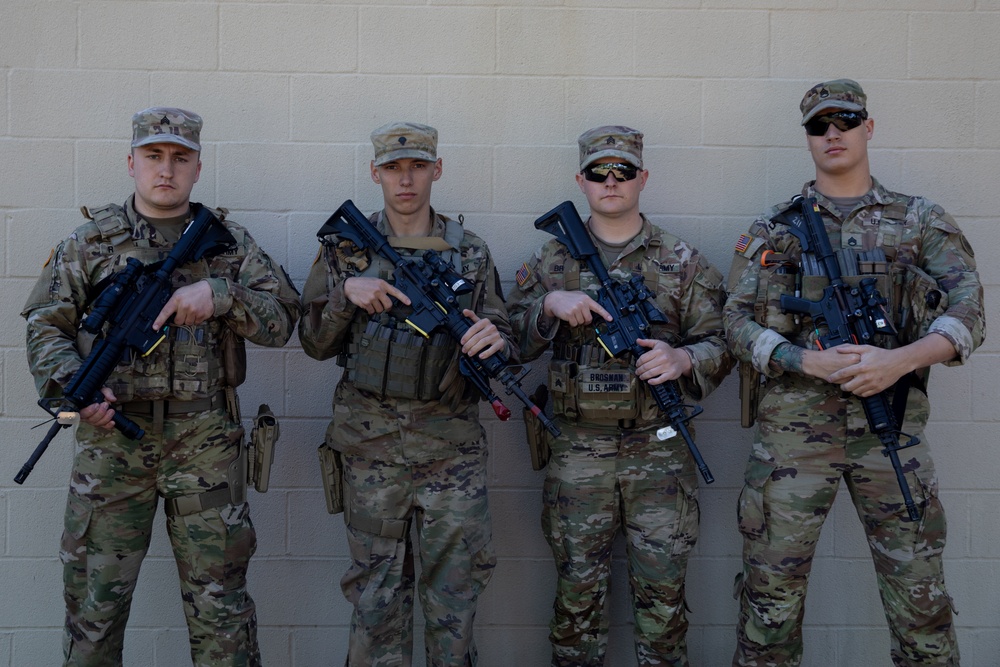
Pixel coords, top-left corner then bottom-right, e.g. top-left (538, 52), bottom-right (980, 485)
top-left (343, 277), bottom-right (411, 315)
top-left (635, 338), bottom-right (692, 384)
top-left (542, 290), bottom-right (613, 327)
top-left (461, 309), bottom-right (505, 359)
top-left (829, 344), bottom-right (910, 397)
top-left (78, 387), bottom-right (118, 430)
top-left (154, 280), bottom-right (215, 330)
top-left (801, 346), bottom-right (861, 383)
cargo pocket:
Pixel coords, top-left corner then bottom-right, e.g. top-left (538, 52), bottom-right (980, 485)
top-left (64, 494), bottom-right (93, 541)
top-left (737, 457), bottom-right (777, 543)
top-left (907, 461), bottom-right (945, 552)
top-left (670, 473), bottom-right (700, 557)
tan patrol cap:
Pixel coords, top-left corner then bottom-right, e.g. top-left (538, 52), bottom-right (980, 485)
top-left (371, 121), bottom-right (437, 167)
top-left (578, 125), bottom-right (643, 170)
top-left (131, 107), bottom-right (202, 151)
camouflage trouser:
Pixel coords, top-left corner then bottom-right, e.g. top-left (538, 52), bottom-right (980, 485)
top-left (340, 447), bottom-right (495, 667)
top-left (61, 408), bottom-right (259, 667)
top-left (734, 378), bottom-right (957, 667)
top-left (542, 420), bottom-right (700, 667)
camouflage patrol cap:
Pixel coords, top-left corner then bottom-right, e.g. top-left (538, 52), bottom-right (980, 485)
top-left (800, 79), bottom-right (867, 124)
top-left (578, 125), bottom-right (643, 170)
top-left (371, 121), bottom-right (438, 167)
top-left (131, 107), bottom-right (202, 151)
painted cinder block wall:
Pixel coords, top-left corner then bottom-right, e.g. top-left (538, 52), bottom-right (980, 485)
top-left (1, 1), bottom-right (997, 665)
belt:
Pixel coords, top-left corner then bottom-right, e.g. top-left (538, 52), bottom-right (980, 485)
top-left (119, 391), bottom-right (227, 434)
top-left (119, 391), bottom-right (225, 417)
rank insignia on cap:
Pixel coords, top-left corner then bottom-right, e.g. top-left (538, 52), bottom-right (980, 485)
top-left (735, 234), bottom-right (753, 254)
top-left (515, 262), bottom-right (531, 286)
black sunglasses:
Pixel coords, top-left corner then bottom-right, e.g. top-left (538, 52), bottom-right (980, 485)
top-left (804, 110), bottom-right (868, 137)
top-left (582, 162), bottom-right (639, 182)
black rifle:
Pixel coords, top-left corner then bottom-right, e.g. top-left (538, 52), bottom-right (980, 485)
top-left (535, 201), bottom-right (714, 484)
top-left (317, 200), bottom-right (560, 438)
top-left (15, 204), bottom-right (237, 484)
top-left (778, 195), bottom-right (921, 521)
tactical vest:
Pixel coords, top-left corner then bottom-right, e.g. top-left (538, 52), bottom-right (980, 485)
top-left (83, 203), bottom-right (246, 403)
top-left (548, 235), bottom-right (676, 425)
top-left (336, 214), bottom-right (473, 401)
top-left (754, 199), bottom-right (948, 350)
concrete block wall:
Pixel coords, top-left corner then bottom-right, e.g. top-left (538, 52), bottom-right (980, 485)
top-left (1, 1), bottom-right (997, 665)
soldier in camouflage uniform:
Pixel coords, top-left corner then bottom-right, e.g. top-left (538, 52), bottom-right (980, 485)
top-left (507, 126), bottom-right (732, 666)
top-left (725, 80), bottom-right (985, 666)
top-left (299, 122), bottom-right (514, 667)
top-left (21, 107), bottom-right (302, 667)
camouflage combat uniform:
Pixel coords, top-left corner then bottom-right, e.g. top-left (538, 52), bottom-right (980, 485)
top-left (21, 195), bottom-right (301, 667)
top-left (508, 216), bottom-right (731, 666)
top-left (299, 208), bottom-right (513, 667)
top-left (724, 180), bottom-right (985, 667)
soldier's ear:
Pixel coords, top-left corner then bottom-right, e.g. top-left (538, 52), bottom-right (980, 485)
top-left (370, 161), bottom-right (380, 184)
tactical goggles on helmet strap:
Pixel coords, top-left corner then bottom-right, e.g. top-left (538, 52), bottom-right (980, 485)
top-left (581, 162), bottom-right (639, 182)
top-left (804, 110), bottom-right (868, 137)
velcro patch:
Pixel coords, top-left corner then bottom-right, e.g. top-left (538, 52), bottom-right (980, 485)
top-left (578, 370), bottom-right (631, 394)
top-left (735, 234), bottom-right (753, 253)
top-left (515, 262), bottom-right (531, 286)
top-left (734, 234), bottom-right (765, 258)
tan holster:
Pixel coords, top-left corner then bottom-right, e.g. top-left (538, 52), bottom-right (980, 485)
top-left (247, 404), bottom-right (280, 492)
top-left (318, 444), bottom-right (344, 515)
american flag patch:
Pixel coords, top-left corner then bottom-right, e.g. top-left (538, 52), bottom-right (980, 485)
top-left (515, 262), bottom-right (531, 286)
top-left (734, 234), bottom-right (753, 254)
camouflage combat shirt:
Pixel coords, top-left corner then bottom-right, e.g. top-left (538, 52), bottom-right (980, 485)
top-left (22, 195), bottom-right (302, 403)
top-left (299, 208), bottom-right (515, 464)
top-left (508, 214), bottom-right (732, 428)
top-left (725, 178), bottom-right (985, 382)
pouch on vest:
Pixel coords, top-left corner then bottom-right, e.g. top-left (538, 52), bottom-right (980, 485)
top-left (898, 263), bottom-right (948, 346)
top-left (318, 443), bottom-right (344, 515)
top-left (797, 272), bottom-right (897, 347)
top-left (758, 268), bottom-right (798, 335)
top-left (345, 318), bottom-right (454, 401)
top-left (248, 404), bottom-right (279, 493)
top-left (548, 358), bottom-right (579, 420)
